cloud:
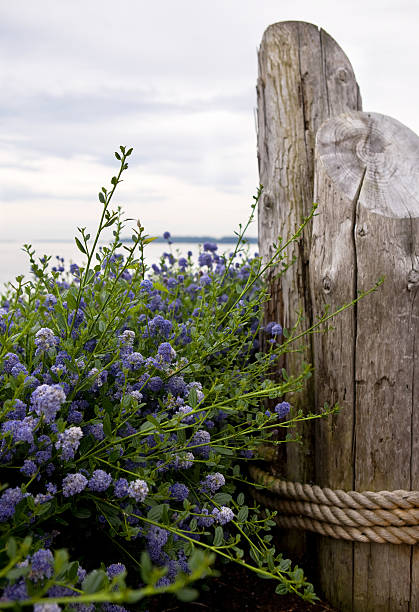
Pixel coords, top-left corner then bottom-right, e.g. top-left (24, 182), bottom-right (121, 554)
top-left (0, 0), bottom-right (418, 249)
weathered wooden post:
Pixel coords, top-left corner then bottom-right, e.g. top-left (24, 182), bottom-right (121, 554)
top-left (310, 111), bottom-right (419, 610)
top-left (256, 19), bottom-right (419, 612)
top-left (256, 20), bottom-right (361, 553)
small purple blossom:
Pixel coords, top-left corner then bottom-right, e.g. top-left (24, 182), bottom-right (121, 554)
top-left (20, 459), bottom-right (37, 477)
top-left (198, 252), bottom-right (212, 267)
top-left (127, 479), bottom-right (149, 502)
top-left (113, 478), bottom-right (129, 498)
top-left (0, 487), bottom-right (24, 522)
top-left (157, 342), bottom-right (176, 363)
top-left (106, 563), bottom-right (126, 579)
top-left (34, 327), bottom-right (59, 353)
top-left (169, 483), bottom-right (189, 502)
top-left (211, 506), bottom-right (234, 525)
top-left (30, 384), bottom-right (66, 423)
top-left (62, 473), bottom-right (88, 497)
top-left (274, 401), bottom-right (291, 419)
top-left (55, 426), bottom-right (83, 461)
top-left (88, 469), bottom-right (112, 492)
top-left (29, 549), bottom-right (54, 582)
top-left (200, 472), bottom-right (225, 494)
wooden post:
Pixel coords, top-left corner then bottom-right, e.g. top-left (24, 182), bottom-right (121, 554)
top-left (311, 111), bottom-right (419, 611)
top-left (256, 21), bottom-right (361, 556)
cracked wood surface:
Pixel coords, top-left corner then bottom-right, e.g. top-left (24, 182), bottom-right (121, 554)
top-left (312, 111), bottom-right (419, 611)
top-left (256, 20), bottom-right (361, 598)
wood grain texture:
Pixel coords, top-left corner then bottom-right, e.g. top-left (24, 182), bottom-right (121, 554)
top-left (256, 18), bottom-right (361, 569)
top-left (257, 19), bottom-right (361, 476)
top-left (313, 111), bottom-right (419, 611)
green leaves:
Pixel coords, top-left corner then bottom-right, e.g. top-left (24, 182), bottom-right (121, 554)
top-left (212, 526), bottom-right (224, 547)
top-left (75, 236), bottom-right (87, 254)
top-left (82, 569), bottom-right (108, 593)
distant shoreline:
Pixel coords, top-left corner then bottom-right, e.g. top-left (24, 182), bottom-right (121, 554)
top-left (1, 236), bottom-right (258, 245)
top-left (122, 236), bottom-right (258, 244)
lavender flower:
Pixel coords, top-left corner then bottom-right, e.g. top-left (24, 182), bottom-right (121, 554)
top-left (31, 384), bottom-right (66, 423)
top-left (274, 401), bottom-right (291, 419)
top-left (55, 426), bottom-right (83, 461)
top-left (84, 423), bottom-right (105, 440)
top-left (62, 473), bottom-right (88, 497)
top-left (106, 563), bottom-right (126, 579)
top-left (197, 508), bottom-right (215, 527)
top-left (147, 315), bottom-right (172, 339)
top-left (34, 327), bottom-right (59, 353)
top-left (211, 506), bottom-right (234, 525)
top-left (88, 469), bottom-right (112, 492)
top-left (34, 604), bottom-right (62, 612)
top-left (201, 472), bottom-right (225, 494)
top-left (2, 416), bottom-right (37, 444)
top-left (140, 279), bottom-right (153, 292)
top-left (123, 352), bottom-right (144, 370)
top-left (198, 252), bottom-right (212, 267)
top-left (169, 483), bottom-right (189, 502)
top-left (0, 487), bottom-right (24, 522)
top-left (29, 548), bottom-right (54, 582)
top-left (157, 342), bottom-right (176, 363)
top-left (20, 459), bottom-right (37, 477)
top-left (127, 479), bottom-right (149, 502)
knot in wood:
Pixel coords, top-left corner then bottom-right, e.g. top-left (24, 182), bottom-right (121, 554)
top-left (407, 269), bottom-right (419, 291)
top-left (322, 275), bottom-right (332, 293)
top-left (262, 191), bottom-right (274, 210)
top-left (357, 224), bottom-right (367, 237)
top-left (337, 68), bottom-right (348, 82)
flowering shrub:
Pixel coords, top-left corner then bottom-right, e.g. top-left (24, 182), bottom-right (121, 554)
top-left (0, 147), bottom-right (374, 610)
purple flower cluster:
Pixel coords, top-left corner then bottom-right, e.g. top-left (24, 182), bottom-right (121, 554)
top-left (31, 384), bottom-right (66, 423)
top-left (127, 479), bottom-right (149, 502)
top-left (169, 482), bottom-right (189, 502)
top-left (88, 469), bottom-right (112, 492)
top-left (274, 401), bottom-right (291, 419)
top-left (212, 506), bottom-right (234, 525)
top-left (34, 328), bottom-right (59, 353)
top-left (200, 472), bottom-right (225, 494)
top-left (0, 487), bottom-right (25, 522)
top-left (62, 473), bottom-right (88, 497)
top-left (29, 548), bottom-right (54, 582)
top-left (55, 427), bottom-right (83, 461)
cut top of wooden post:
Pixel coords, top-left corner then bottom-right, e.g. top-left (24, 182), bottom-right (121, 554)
top-left (316, 111), bottom-right (419, 218)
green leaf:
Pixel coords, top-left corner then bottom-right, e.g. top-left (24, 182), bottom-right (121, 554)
top-left (237, 493), bottom-right (245, 506)
top-left (212, 493), bottom-right (232, 505)
top-left (176, 588), bottom-right (199, 602)
top-left (98, 192), bottom-right (106, 204)
top-left (73, 507), bottom-right (91, 519)
top-left (75, 237), bottom-right (87, 255)
top-left (103, 414), bottom-right (112, 437)
top-left (213, 526), bottom-right (224, 547)
top-left (66, 561), bottom-right (79, 583)
top-left (6, 537), bottom-right (17, 559)
top-left (115, 152), bottom-right (121, 160)
top-left (140, 551), bottom-right (152, 583)
top-left (237, 505), bottom-right (249, 523)
top-left (147, 505), bottom-right (164, 522)
top-left (82, 569), bottom-right (107, 593)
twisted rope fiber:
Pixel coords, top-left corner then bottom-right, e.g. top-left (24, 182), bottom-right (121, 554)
top-left (249, 466), bottom-right (419, 545)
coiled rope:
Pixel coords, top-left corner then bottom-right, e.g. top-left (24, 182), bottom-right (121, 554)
top-left (249, 466), bottom-right (419, 545)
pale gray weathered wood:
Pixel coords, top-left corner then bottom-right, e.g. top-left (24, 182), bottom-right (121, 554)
top-left (312, 111), bottom-right (419, 611)
top-left (256, 17), bottom-right (361, 573)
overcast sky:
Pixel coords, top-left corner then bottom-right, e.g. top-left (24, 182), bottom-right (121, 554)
top-left (1, 0), bottom-right (418, 242)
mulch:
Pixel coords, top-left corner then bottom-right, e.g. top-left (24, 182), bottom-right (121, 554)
top-left (147, 561), bottom-right (337, 612)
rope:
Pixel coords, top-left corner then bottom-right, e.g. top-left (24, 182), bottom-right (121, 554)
top-left (249, 466), bottom-right (419, 545)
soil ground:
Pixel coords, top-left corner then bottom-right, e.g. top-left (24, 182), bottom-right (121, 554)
top-left (148, 562), bottom-right (337, 612)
